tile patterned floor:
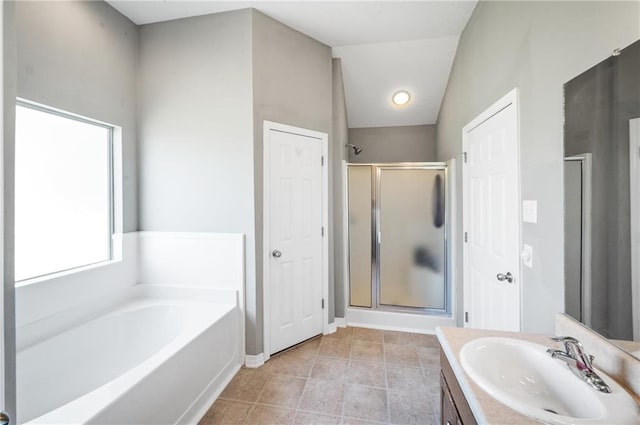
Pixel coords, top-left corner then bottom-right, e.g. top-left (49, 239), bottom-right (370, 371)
top-left (200, 327), bottom-right (441, 425)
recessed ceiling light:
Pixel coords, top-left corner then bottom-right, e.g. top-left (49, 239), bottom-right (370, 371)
top-left (392, 90), bottom-right (411, 106)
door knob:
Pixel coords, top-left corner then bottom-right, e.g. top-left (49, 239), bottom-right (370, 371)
top-left (272, 249), bottom-right (282, 258)
top-left (0, 411), bottom-right (10, 425)
top-left (496, 272), bottom-right (514, 283)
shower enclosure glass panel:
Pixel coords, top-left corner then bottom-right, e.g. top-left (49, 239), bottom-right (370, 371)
top-left (347, 163), bottom-right (448, 314)
top-left (378, 167), bottom-right (446, 309)
top-left (348, 165), bottom-right (373, 307)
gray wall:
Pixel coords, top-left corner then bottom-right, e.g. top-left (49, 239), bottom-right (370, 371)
top-left (348, 125), bottom-right (436, 163)
top-left (137, 10), bottom-right (256, 348)
top-left (252, 10), bottom-right (333, 347)
top-left (16, 0), bottom-right (139, 232)
top-left (436, 1), bottom-right (640, 334)
top-left (332, 58), bottom-right (349, 318)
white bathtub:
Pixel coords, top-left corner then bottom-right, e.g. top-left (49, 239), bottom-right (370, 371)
top-left (17, 285), bottom-right (242, 425)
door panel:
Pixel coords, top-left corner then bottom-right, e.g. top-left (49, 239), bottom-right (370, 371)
top-left (268, 129), bottom-right (323, 355)
top-left (465, 101), bottom-right (520, 332)
top-left (378, 168), bottom-right (446, 309)
top-left (347, 166), bottom-right (373, 308)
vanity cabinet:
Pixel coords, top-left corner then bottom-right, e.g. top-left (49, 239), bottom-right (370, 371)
top-left (441, 373), bottom-right (462, 425)
top-left (440, 349), bottom-right (478, 425)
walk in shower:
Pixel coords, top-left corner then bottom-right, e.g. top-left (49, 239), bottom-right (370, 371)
top-left (347, 163), bottom-right (449, 314)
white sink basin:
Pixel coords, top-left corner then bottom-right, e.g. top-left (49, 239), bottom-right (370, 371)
top-left (460, 337), bottom-right (640, 425)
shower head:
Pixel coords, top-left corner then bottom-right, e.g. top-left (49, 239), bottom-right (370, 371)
top-left (346, 144), bottom-right (363, 155)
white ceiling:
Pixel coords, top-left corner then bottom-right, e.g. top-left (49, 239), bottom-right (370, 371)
top-left (334, 37), bottom-right (460, 128)
top-left (108, 0), bottom-right (477, 128)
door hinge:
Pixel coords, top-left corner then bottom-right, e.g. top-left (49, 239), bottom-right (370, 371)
top-left (463, 152), bottom-right (468, 163)
top-left (321, 226), bottom-right (324, 237)
top-left (464, 232), bottom-right (468, 243)
top-left (322, 298), bottom-right (325, 309)
top-left (465, 312), bottom-right (469, 323)
top-left (321, 156), bottom-right (325, 166)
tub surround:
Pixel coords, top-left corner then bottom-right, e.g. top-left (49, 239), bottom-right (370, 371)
top-left (16, 232), bottom-right (244, 328)
top-left (436, 324), bottom-right (640, 424)
top-left (19, 285), bottom-right (241, 425)
top-left (136, 231), bottom-right (246, 363)
top-left (15, 233), bottom-right (138, 329)
top-left (15, 231), bottom-right (246, 425)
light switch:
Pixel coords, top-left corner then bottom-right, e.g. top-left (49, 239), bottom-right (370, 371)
top-left (523, 200), bottom-right (537, 223)
top-left (521, 244), bottom-right (533, 268)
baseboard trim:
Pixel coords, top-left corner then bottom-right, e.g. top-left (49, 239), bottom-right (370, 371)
top-left (245, 353), bottom-right (265, 368)
top-left (324, 322), bottom-right (338, 335)
top-left (334, 317), bottom-right (347, 328)
top-left (346, 321), bottom-right (437, 335)
top-left (345, 307), bottom-right (455, 335)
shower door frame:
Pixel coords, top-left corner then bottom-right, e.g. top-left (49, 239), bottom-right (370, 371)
top-left (347, 162), bottom-right (451, 316)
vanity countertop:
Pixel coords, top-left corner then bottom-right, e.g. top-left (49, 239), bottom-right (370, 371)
top-left (611, 339), bottom-right (640, 356)
top-left (436, 326), bottom-right (563, 425)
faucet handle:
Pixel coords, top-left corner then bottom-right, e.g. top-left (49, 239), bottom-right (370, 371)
top-left (551, 336), bottom-right (583, 352)
top-left (551, 336), bottom-right (594, 368)
top-left (551, 336), bottom-right (583, 354)
top-left (551, 336), bottom-right (582, 345)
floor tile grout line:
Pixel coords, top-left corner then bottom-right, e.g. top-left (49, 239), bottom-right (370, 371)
top-left (248, 366), bottom-right (275, 420)
top-left (383, 345), bottom-right (391, 424)
top-left (342, 337), bottom-right (358, 420)
top-left (294, 356), bottom-right (315, 415)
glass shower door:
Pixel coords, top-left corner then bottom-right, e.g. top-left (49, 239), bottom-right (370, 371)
top-left (348, 165), bottom-right (373, 308)
top-left (377, 166), bottom-right (446, 309)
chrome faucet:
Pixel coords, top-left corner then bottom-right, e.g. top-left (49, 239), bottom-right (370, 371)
top-left (547, 336), bottom-right (612, 393)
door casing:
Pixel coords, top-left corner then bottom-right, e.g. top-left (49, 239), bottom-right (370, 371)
top-left (629, 118), bottom-right (640, 341)
top-left (462, 88), bottom-right (522, 331)
top-left (0, 1), bottom-right (15, 419)
top-left (564, 154), bottom-right (593, 328)
top-left (262, 120), bottom-right (329, 360)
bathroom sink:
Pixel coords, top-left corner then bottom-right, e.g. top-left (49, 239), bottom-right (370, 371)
top-left (459, 337), bottom-right (640, 425)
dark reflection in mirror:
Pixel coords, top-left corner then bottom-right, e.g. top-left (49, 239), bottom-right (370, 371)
top-left (564, 39), bottom-right (640, 341)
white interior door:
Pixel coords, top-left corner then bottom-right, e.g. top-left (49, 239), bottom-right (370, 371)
top-left (463, 90), bottom-right (521, 332)
top-left (0, 2), bottom-right (12, 422)
top-left (265, 124), bottom-right (324, 355)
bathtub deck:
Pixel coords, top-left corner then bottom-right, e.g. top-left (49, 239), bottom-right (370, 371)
top-left (200, 327), bottom-right (441, 425)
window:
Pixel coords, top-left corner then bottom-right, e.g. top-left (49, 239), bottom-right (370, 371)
top-left (15, 101), bottom-right (114, 282)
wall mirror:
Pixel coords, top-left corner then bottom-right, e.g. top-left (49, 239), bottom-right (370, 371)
top-left (564, 38), bottom-right (640, 358)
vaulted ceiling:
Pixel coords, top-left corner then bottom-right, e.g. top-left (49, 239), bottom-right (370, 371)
top-left (108, 1), bottom-right (477, 128)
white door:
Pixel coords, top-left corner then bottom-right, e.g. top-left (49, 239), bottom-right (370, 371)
top-left (0, 2), bottom-right (13, 422)
top-left (463, 89), bottom-right (521, 332)
top-left (265, 123), bottom-right (324, 355)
